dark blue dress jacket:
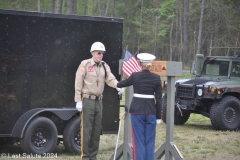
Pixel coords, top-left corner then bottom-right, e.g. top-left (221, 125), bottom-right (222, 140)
top-left (117, 70), bottom-right (162, 119)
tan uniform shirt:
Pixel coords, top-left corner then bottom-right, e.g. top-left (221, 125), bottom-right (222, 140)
top-left (75, 58), bottom-right (118, 102)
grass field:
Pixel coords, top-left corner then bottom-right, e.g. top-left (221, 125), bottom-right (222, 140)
top-left (0, 110), bottom-right (239, 160)
top-left (1, 73), bottom-right (240, 160)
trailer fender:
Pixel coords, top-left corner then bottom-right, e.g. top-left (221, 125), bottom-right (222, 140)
top-left (11, 108), bottom-right (78, 138)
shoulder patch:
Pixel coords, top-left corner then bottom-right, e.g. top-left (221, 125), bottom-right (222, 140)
top-left (78, 59), bottom-right (91, 74)
top-left (78, 66), bottom-right (85, 74)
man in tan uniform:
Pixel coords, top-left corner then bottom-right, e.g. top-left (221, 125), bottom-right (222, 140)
top-left (75, 42), bottom-right (124, 160)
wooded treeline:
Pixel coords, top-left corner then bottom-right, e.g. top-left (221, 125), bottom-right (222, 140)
top-left (0, 0), bottom-right (239, 66)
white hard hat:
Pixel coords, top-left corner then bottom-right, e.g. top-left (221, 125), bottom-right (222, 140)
top-left (137, 53), bottom-right (156, 62)
top-left (90, 42), bottom-right (106, 52)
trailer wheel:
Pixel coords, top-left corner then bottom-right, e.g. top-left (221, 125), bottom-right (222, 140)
top-left (63, 116), bottom-right (80, 154)
top-left (20, 116), bottom-right (58, 154)
top-left (162, 94), bottom-right (190, 125)
top-left (210, 96), bottom-right (240, 130)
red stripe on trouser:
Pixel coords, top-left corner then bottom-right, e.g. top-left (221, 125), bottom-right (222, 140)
top-left (131, 124), bottom-right (137, 160)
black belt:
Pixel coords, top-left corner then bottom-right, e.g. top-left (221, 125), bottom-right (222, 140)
top-left (82, 94), bottom-right (103, 100)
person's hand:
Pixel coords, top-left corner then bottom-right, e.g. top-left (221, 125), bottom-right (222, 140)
top-left (76, 101), bottom-right (83, 112)
top-left (116, 88), bottom-right (124, 95)
top-left (156, 119), bottom-right (161, 124)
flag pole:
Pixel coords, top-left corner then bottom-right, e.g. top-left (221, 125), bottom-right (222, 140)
top-left (121, 45), bottom-right (129, 79)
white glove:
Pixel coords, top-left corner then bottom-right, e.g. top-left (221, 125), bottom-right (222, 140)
top-left (156, 119), bottom-right (161, 124)
top-left (76, 101), bottom-right (83, 112)
top-left (116, 88), bottom-right (124, 95)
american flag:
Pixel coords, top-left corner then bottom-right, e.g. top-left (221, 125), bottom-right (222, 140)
top-left (122, 50), bottom-right (142, 77)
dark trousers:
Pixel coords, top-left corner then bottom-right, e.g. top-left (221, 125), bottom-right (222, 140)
top-left (80, 98), bottom-right (102, 160)
top-left (131, 114), bottom-right (156, 160)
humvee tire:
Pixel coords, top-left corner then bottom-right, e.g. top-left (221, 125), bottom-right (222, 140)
top-left (210, 95), bottom-right (240, 131)
top-left (162, 94), bottom-right (191, 125)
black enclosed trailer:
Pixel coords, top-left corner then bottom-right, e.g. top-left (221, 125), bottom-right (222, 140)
top-left (0, 9), bottom-right (123, 154)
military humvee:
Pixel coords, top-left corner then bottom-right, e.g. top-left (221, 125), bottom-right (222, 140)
top-left (162, 50), bottom-right (240, 131)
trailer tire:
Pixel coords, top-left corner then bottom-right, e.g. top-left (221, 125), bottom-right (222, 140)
top-left (63, 116), bottom-right (80, 154)
top-left (20, 116), bottom-right (58, 154)
top-left (210, 96), bottom-right (240, 130)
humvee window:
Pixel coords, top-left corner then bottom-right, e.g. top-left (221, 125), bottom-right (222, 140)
top-left (202, 60), bottom-right (229, 76)
top-left (231, 62), bottom-right (240, 77)
top-left (205, 63), bottom-right (219, 75)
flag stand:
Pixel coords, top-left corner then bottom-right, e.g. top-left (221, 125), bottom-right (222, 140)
top-left (154, 75), bottom-right (184, 160)
top-left (111, 59), bottom-right (184, 160)
top-left (110, 86), bottom-right (133, 160)
top-left (110, 73), bottom-right (184, 160)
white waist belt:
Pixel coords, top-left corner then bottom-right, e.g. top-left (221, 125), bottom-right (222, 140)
top-left (133, 94), bottom-right (154, 98)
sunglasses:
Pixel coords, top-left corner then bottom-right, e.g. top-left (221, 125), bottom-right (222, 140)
top-left (97, 52), bottom-right (105, 55)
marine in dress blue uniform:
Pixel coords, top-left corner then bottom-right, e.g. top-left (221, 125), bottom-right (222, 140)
top-left (117, 53), bottom-right (162, 160)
